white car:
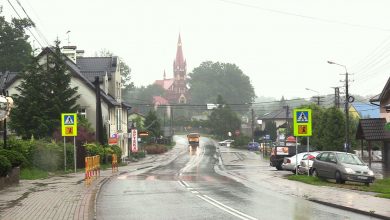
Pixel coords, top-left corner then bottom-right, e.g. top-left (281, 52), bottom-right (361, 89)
top-left (298, 152), bottom-right (321, 175)
top-left (218, 139), bottom-right (234, 146)
top-left (281, 152), bottom-right (309, 173)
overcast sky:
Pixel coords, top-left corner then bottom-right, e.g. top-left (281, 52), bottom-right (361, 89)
top-left (3, 0), bottom-right (390, 101)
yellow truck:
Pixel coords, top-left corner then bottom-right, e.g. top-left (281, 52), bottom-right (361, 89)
top-left (187, 133), bottom-right (200, 148)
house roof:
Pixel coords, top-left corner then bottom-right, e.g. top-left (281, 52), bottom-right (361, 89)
top-left (259, 108), bottom-right (293, 120)
top-left (76, 57), bottom-right (117, 82)
top-left (154, 78), bottom-right (174, 90)
top-left (356, 118), bottom-right (390, 141)
top-left (153, 96), bottom-right (169, 105)
top-left (378, 76), bottom-right (390, 102)
top-left (1, 47), bottom-right (122, 107)
top-left (351, 102), bottom-right (380, 118)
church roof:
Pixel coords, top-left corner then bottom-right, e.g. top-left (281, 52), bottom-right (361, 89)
top-left (155, 78), bottom-right (174, 90)
top-left (173, 33), bottom-right (186, 70)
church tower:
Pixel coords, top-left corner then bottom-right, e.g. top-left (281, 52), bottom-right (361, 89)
top-left (172, 34), bottom-right (188, 104)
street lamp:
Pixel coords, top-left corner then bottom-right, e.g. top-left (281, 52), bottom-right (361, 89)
top-left (305, 88), bottom-right (321, 105)
top-left (327, 60), bottom-right (350, 152)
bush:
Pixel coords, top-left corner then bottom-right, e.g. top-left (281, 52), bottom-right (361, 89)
top-left (0, 155), bottom-right (11, 177)
top-left (131, 151), bottom-right (145, 159)
top-left (232, 135), bottom-right (251, 149)
top-left (30, 141), bottom-right (62, 171)
top-left (0, 149), bottom-right (27, 167)
top-left (145, 144), bottom-right (167, 154)
top-left (110, 145), bottom-right (122, 160)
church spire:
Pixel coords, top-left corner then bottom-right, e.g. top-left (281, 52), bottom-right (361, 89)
top-left (174, 33), bottom-right (186, 71)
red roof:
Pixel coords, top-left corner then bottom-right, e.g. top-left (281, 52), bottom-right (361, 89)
top-left (153, 96), bottom-right (169, 105)
top-left (154, 78), bottom-right (174, 90)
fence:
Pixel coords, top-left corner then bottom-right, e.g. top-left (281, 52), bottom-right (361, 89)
top-left (85, 155), bottom-right (100, 186)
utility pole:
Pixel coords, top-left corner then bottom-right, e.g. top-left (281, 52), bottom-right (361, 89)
top-left (328, 61), bottom-right (352, 152)
top-left (251, 108), bottom-right (254, 142)
top-left (332, 87), bottom-right (340, 108)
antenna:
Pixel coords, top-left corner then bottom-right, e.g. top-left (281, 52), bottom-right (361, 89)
top-left (66, 30), bottom-right (71, 45)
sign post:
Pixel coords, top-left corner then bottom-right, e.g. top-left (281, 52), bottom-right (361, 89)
top-left (293, 109), bottom-right (312, 175)
top-left (131, 128), bottom-right (138, 153)
top-left (61, 113), bottom-right (78, 173)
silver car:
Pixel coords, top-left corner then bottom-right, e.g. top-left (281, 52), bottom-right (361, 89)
top-left (312, 151), bottom-right (375, 186)
top-left (298, 152), bottom-right (320, 175)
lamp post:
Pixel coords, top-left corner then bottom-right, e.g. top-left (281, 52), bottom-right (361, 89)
top-left (305, 88), bottom-right (321, 105)
top-left (327, 61), bottom-right (350, 152)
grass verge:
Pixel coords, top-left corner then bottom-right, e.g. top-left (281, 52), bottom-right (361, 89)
top-left (288, 175), bottom-right (390, 199)
top-left (20, 168), bottom-right (49, 180)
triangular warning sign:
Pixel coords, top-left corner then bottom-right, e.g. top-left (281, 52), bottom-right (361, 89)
top-left (64, 116), bottom-right (74, 125)
top-left (297, 112), bottom-right (308, 122)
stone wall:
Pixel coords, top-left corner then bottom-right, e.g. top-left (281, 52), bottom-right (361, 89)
top-left (0, 167), bottom-right (20, 190)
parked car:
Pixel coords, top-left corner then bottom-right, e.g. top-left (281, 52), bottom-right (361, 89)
top-left (281, 152), bottom-right (308, 173)
top-left (311, 151), bottom-right (375, 186)
top-left (218, 139), bottom-right (234, 146)
top-left (247, 142), bottom-right (260, 150)
top-left (297, 152), bottom-right (320, 175)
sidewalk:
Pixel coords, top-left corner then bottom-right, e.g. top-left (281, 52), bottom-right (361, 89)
top-left (0, 140), bottom-right (188, 220)
top-left (217, 146), bottom-right (390, 220)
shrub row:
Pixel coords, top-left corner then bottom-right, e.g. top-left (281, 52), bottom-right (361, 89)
top-left (84, 143), bottom-right (122, 164)
top-left (145, 144), bottom-right (168, 154)
top-left (0, 149), bottom-right (26, 177)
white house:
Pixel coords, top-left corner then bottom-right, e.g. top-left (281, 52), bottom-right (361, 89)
top-left (0, 46), bottom-right (131, 158)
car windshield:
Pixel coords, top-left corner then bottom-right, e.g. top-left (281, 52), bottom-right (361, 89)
top-left (336, 153), bottom-right (364, 165)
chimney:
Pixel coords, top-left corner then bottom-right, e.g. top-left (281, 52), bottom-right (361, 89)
top-left (61, 46), bottom-right (77, 63)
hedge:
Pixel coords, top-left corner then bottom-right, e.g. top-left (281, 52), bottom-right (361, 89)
top-left (0, 149), bottom-right (27, 167)
top-left (0, 155), bottom-right (11, 177)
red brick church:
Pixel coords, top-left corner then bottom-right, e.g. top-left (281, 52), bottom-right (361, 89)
top-left (153, 34), bottom-right (189, 105)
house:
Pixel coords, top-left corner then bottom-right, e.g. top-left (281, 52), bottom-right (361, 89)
top-left (258, 108), bottom-right (293, 140)
top-left (370, 76), bottom-right (390, 121)
top-left (349, 102), bottom-right (380, 119)
top-left (0, 46), bottom-right (131, 159)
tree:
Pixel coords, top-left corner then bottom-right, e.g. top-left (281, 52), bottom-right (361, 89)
top-left (123, 84), bottom-right (165, 114)
top-left (188, 61), bottom-right (256, 111)
top-left (10, 41), bottom-right (80, 139)
top-left (208, 95), bottom-right (241, 139)
top-left (264, 121), bottom-right (277, 142)
top-left (317, 107), bottom-right (346, 151)
top-left (144, 110), bottom-right (162, 138)
top-left (0, 13), bottom-right (33, 72)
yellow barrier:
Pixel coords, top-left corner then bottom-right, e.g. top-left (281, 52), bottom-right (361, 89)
top-left (85, 155), bottom-right (100, 186)
top-left (112, 154), bottom-right (118, 173)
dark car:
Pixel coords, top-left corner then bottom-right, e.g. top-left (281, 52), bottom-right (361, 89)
top-left (248, 142), bottom-right (260, 150)
top-left (311, 151), bottom-right (375, 186)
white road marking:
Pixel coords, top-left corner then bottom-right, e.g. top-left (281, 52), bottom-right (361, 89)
top-left (196, 195), bottom-right (258, 220)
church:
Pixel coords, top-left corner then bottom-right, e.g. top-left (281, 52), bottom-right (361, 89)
top-left (153, 34), bottom-right (189, 106)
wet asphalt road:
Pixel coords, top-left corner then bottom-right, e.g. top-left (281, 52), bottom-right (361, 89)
top-left (96, 137), bottom-right (380, 220)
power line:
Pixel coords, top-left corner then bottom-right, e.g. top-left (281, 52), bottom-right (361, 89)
top-left (6, 0), bottom-right (44, 48)
top-left (217, 0), bottom-right (390, 32)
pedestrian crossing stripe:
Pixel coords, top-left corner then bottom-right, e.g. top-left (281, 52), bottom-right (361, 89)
top-left (64, 115), bottom-right (74, 125)
top-left (297, 111), bottom-right (309, 123)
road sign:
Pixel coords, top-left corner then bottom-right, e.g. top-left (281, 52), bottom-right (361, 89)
top-left (131, 129), bottom-right (138, 152)
top-left (293, 109), bottom-right (312, 136)
top-left (61, 113), bottom-right (77, 136)
top-left (139, 131), bottom-right (149, 137)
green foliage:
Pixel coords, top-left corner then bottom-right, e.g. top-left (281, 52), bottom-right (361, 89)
top-left (145, 110), bottom-right (162, 137)
top-left (188, 61), bottom-right (256, 111)
top-left (209, 96), bottom-right (241, 139)
top-left (20, 167), bottom-right (48, 180)
top-left (0, 155), bottom-right (11, 176)
top-left (264, 121), bottom-right (277, 141)
top-left (110, 145), bottom-right (122, 160)
top-left (144, 144), bottom-right (167, 154)
top-left (0, 149), bottom-right (27, 167)
top-left (131, 151), bottom-right (146, 159)
top-left (0, 13), bottom-right (33, 72)
top-left (232, 135), bottom-right (251, 149)
top-left (85, 143), bottom-right (104, 157)
top-left (10, 41), bottom-right (80, 139)
top-left (30, 141), bottom-right (62, 171)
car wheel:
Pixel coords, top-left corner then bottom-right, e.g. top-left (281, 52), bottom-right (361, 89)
top-left (312, 169), bottom-right (318, 177)
top-left (276, 164), bottom-right (283, 170)
top-left (335, 171), bottom-right (344, 184)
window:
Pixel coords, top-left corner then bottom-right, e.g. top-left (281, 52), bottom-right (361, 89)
top-left (78, 108), bottom-right (87, 118)
top-left (116, 108), bottom-right (122, 131)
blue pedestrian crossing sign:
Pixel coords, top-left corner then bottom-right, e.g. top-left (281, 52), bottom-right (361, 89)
top-left (61, 113), bottom-right (77, 136)
top-left (293, 109), bottom-right (312, 136)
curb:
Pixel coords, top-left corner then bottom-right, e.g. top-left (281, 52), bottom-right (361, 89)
top-left (308, 198), bottom-right (390, 220)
